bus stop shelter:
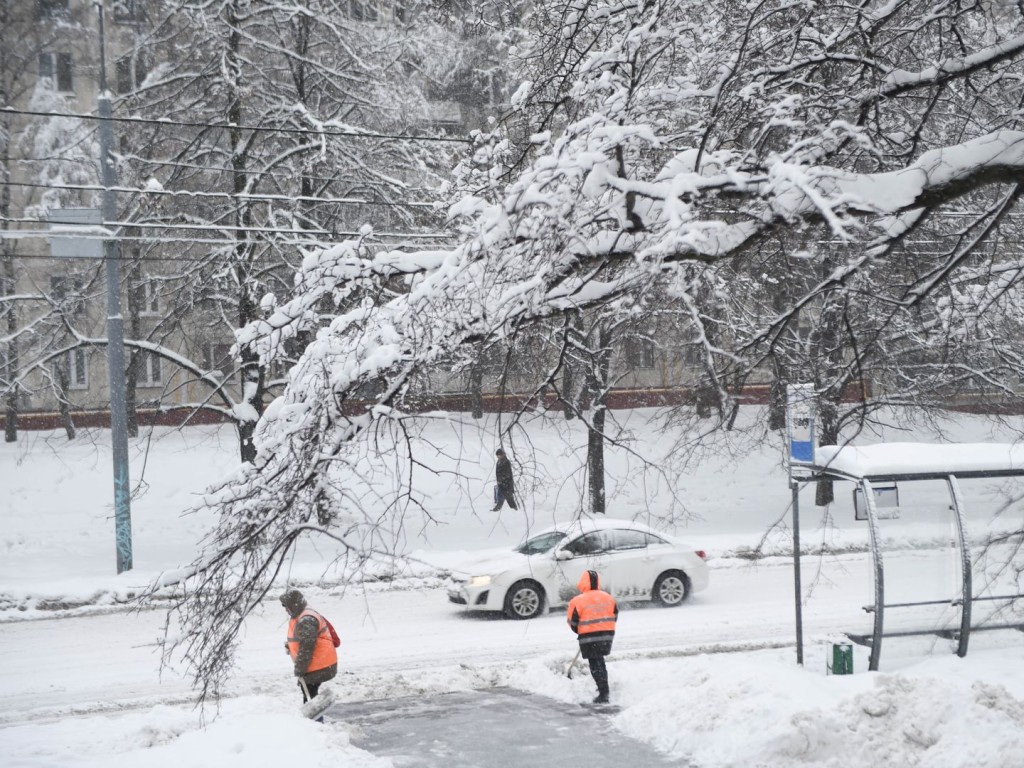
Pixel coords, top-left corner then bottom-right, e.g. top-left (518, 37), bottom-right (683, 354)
top-left (791, 441), bottom-right (1024, 671)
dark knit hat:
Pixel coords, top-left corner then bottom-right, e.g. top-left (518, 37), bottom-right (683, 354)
top-left (279, 589), bottom-right (307, 616)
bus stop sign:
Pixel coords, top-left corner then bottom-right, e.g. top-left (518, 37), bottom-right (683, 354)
top-left (787, 384), bottom-right (817, 475)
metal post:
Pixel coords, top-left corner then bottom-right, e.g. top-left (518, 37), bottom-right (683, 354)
top-left (946, 474), bottom-right (972, 657)
top-left (862, 478), bottom-right (884, 671)
top-left (786, 384), bottom-right (816, 668)
top-left (792, 481), bottom-right (804, 665)
top-left (97, 3), bottom-right (132, 573)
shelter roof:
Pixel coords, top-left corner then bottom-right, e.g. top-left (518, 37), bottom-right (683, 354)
top-left (810, 442), bottom-right (1024, 481)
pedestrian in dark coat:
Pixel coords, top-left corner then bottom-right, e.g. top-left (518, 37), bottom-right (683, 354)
top-left (492, 447), bottom-right (518, 511)
top-left (567, 569), bottom-right (618, 703)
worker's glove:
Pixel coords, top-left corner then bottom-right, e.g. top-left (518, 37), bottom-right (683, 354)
top-left (283, 642), bottom-right (289, 654)
top-left (293, 664), bottom-right (304, 677)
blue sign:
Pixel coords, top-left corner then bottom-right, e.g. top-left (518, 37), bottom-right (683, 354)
top-left (787, 384), bottom-right (817, 469)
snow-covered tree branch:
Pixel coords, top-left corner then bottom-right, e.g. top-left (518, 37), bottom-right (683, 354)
top-left (156, 0), bottom-right (1024, 702)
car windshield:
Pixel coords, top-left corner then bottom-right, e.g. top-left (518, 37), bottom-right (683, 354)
top-left (515, 530), bottom-right (567, 555)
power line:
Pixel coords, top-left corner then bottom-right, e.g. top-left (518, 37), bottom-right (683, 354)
top-left (1, 214), bottom-right (455, 241)
top-left (0, 233), bottom-right (454, 251)
top-left (0, 226), bottom-right (457, 259)
top-left (0, 106), bottom-right (474, 144)
top-left (1, 214), bottom-right (329, 237)
top-left (0, 250), bottom-right (308, 263)
top-left (116, 154), bottom-right (448, 191)
top-left (0, 179), bottom-right (440, 209)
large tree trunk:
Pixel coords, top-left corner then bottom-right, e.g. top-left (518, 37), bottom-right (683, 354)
top-left (585, 324), bottom-right (613, 515)
top-left (813, 294), bottom-right (847, 506)
top-left (562, 311), bottom-right (584, 420)
top-left (814, 400), bottom-right (839, 506)
top-left (587, 404), bottom-right (606, 514)
top-left (54, 362), bottom-right (76, 440)
top-left (2, 252), bottom-right (17, 443)
top-left (1, 96), bottom-right (17, 443)
top-left (768, 361), bottom-right (787, 432)
top-left (469, 351), bottom-right (484, 419)
top-left (228, 2), bottom-right (263, 464)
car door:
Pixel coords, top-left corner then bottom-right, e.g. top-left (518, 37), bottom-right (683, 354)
top-left (603, 528), bottom-right (655, 600)
top-left (553, 530), bottom-right (612, 603)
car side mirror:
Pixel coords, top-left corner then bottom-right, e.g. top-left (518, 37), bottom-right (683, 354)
top-left (555, 549), bottom-right (574, 561)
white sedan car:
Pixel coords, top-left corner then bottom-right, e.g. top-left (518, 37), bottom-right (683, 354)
top-left (447, 518), bottom-right (709, 619)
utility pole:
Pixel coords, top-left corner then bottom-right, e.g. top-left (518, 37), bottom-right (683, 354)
top-left (96, 2), bottom-right (133, 573)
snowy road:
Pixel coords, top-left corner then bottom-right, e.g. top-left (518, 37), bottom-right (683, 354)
top-left (0, 548), bottom-right (975, 727)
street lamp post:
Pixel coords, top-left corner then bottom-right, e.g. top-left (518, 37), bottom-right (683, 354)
top-left (96, 2), bottom-right (133, 573)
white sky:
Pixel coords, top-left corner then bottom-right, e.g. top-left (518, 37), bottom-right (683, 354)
top-left (1, 407), bottom-right (1023, 767)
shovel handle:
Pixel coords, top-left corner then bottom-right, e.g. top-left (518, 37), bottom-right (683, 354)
top-left (565, 648), bottom-right (581, 678)
top-left (299, 677), bottom-right (311, 700)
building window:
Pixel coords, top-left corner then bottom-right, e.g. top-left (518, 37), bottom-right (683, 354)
top-left (66, 348), bottom-right (88, 390)
top-left (113, 0), bottom-right (144, 23)
top-left (199, 275), bottom-right (232, 310)
top-left (680, 344), bottom-right (703, 366)
top-left (347, 0), bottom-right (379, 22)
top-left (115, 51), bottom-right (149, 93)
top-left (139, 351), bottom-right (162, 387)
top-left (39, 52), bottom-right (73, 92)
top-left (116, 58), bottom-right (132, 94)
top-left (625, 337), bottom-right (655, 369)
top-left (795, 316), bottom-right (813, 343)
top-left (137, 279), bottom-right (160, 316)
top-left (202, 343), bottom-right (234, 381)
top-left (51, 275), bottom-right (85, 317)
top-left (0, 348), bottom-right (11, 388)
top-left (36, 0), bottom-right (69, 19)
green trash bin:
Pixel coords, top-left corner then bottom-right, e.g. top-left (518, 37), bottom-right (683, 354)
top-left (827, 642), bottom-right (853, 675)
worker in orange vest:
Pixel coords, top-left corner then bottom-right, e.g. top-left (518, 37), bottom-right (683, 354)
top-left (567, 570), bottom-right (619, 703)
top-left (280, 589), bottom-right (338, 716)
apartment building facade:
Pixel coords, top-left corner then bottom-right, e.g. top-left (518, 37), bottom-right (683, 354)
top-left (2, 1), bottom-right (762, 434)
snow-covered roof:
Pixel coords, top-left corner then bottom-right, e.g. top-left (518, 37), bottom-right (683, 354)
top-left (811, 442), bottom-right (1024, 481)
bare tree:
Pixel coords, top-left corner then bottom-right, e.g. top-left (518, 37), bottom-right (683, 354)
top-left (3, 1), bottom-right (472, 457)
top-left (0, 0), bottom-right (98, 441)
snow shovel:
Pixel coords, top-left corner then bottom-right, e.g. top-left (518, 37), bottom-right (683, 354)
top-left (299, 679), bottom-right (335, 721)
top-left (565, 648), bottom-right (581, 679)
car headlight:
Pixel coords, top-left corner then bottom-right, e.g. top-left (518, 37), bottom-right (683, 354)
top-left (469, 574), bottom-right (492, 587)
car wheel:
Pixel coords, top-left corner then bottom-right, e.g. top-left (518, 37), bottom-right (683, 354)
top-left (503, 580), bottom-right (545, 619)
top-left (653, 570), bottom-right (691, 607)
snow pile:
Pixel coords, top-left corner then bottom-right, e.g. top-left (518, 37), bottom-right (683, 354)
top-left (610, 650), bottom-right (1024, 767)
top-left (2, 697), bottom-right (390, 768)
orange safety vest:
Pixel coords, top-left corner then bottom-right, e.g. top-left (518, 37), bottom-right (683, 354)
top-left (567, 570), bottom-right (618, 642)
top-left (287, 609), bottom-right (338, 673)
top-left (568, 589), bottom-right (618, 637)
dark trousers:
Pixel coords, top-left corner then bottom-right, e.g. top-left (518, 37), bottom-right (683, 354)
top-left (494, 484), bottom-right (518, 510)
top-left (587, 654), bottom-right (609, 696)
top-left (299, 680), bottom-right (321, 703)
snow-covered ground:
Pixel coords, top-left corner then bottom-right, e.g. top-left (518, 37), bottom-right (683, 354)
top-left (2, 408), bottom-right (1023, 767)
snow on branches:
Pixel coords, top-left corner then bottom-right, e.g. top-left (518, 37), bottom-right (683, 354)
top-left (162, 0), bottom-right (1024, 702)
